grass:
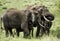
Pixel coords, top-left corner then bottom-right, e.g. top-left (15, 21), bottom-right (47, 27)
top-left (0, 0), bottom-right (60, 41)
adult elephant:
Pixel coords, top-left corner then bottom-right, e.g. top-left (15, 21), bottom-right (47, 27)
top-left (39, 13), bottom-right (54, 37)
top-left (26, 5), bottom-right (54, 37)
top-left (1, 8), bottom-right (32, 38)
top-left (36, 6), bottom-right (54, 37)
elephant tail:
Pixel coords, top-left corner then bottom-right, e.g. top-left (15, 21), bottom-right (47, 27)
top-left (0, 16), bottom-right (3, 31)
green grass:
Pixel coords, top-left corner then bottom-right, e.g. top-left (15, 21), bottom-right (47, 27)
top-left (0, 0), bottom-right (60, 41)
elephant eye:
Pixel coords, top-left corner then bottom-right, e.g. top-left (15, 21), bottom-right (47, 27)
top-left (32, 7), bottom-right (36, 10)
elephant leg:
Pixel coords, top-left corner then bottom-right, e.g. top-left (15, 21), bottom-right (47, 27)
top-left (24, 29), bottom-right (29, 38)
top-left (26, 29), bottom-right (31, 38)
top-left (16, 28), bottom-right (19, 37)
top-left (22, 23), bottom-right (29, 38)
top-left (9, 28), bottom-right (14, 37)
top-left (28, 28), bottom-right (33, 38)
top-left (29, 24), bottom-right (33, 37)
top-left (31, 24), bottom-right (34, 37)
top-left (32, 28), bottom-right (33, 37)
top-left (29, 29), bottom-right (31, 36)
top-left (36, 25), bottom-right (40, 37)
top-left (23, 27), bottom-right (29, 38)
top-left (23, 29), bottom-right (26, 38)
top-left (47, 29), bottom-right (50, 36)
top-left (46, 22), bottom-right (52, 36)
top-left (5, 27), bottom-right (9, 37)
top-left (40, 27), bottom-right (45, 37)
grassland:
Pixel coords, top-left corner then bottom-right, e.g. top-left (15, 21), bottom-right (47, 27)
top-left (0, 0), bottom-right (60, 41)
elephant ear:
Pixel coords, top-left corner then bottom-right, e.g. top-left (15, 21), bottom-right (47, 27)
top-left (37, 7), bottom-right (43, 16)
top-left (27, 10), bottom-right (32, 22)
top-left (27, 11), bottom-right (32, 18)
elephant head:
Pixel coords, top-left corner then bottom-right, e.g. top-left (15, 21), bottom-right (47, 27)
top-left (37, 6), bottom-right (54, 22)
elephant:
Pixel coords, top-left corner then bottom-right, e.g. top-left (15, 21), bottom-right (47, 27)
top-left (36, 6), bottom-right (54, 37)
top-left (1, 8), bottom-right (31, 38)
top-left (26, 5), bottom-right (54, 37)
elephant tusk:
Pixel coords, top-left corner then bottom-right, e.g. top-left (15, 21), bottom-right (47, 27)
top-left (43, 16), bottom-right (50, 22)
top-left (39, 23), bottom-right (45, 28)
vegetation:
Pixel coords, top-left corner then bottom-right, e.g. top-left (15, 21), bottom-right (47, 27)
top-left (0, 0), bottom-right (60, 41)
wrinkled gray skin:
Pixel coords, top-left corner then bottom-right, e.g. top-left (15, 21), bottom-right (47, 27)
top-left (1, 8), bottom-right (32, 38)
